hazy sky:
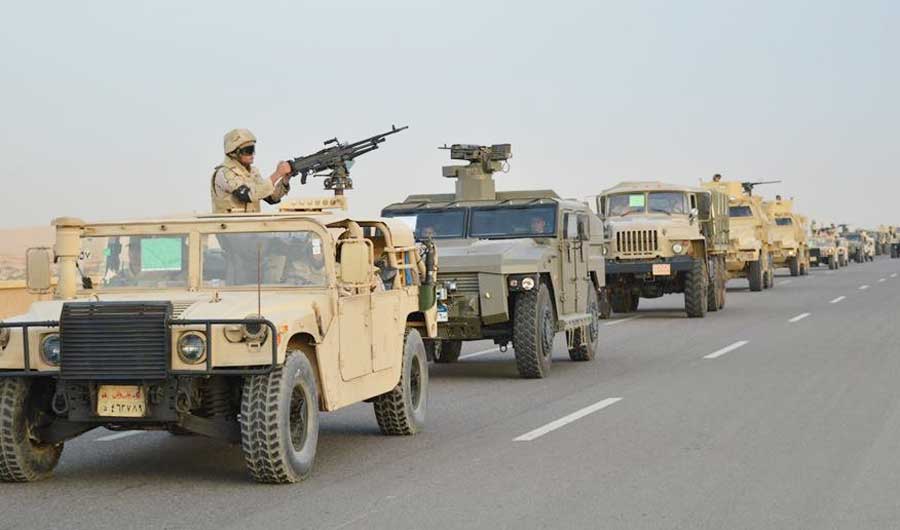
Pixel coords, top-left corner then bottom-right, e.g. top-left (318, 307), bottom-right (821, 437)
top-left (1, 0), bottom-right (896, 229)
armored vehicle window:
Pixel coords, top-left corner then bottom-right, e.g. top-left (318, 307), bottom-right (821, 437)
top-left (80, 235), bottom-right (189, 289)
top-left (469, 205), bottom-right (557, 238)
top-left (203, 231), bottom-right (326, 288)
top-left (565, 214), bottom-right (578, 239)
top-left (729, 206), bottom-right (753, 217)
top-left (775, 218), bottom-right (793, 226)
top-left (383, 209), bottom-right (466, 240)
top-left (845, 234), bottom-right (860, 241)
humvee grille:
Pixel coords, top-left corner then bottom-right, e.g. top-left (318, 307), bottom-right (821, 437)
top-left (615, 230), bottom-right (659, 255)
top-left (437, 272), bottom-right (480, 293)
top-left (60, 301), bottom-right (172, 381)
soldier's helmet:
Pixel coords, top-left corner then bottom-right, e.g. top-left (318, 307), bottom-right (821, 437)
top-left (223, 128), bottom-right (257, 155)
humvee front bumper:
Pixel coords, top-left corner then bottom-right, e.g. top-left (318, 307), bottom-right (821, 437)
top-left (605, 256), bottom-right (695, 275)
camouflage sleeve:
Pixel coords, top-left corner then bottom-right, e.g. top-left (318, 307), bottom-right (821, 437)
top-left (251, 176), bottom-right (275, 202)
top-left (262, 178), bottom-right (290, 204)
top-left (213, 168), bottom-right (236, 194)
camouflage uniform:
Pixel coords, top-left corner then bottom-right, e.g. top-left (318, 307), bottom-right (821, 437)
top-left (210, 157), bottom-right (290, 214)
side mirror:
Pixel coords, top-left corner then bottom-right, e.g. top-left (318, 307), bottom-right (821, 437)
top-left (26, 247), bottom-right (53, 294)
top-left (338, 240), bottom-right (373, 286)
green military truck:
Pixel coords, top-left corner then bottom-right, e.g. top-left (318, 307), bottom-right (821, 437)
top-left (597, 182), bottom-right (730, 318)
top-left (382, 144), bottom-right (606, 379)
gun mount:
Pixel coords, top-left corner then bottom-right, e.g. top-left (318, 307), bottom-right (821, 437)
top-left (440, 143), bottom-right (512, 201)
top-left (288, 125), bottom-right (408, 196)
top-left (740, 180), bottom-right (781, 196)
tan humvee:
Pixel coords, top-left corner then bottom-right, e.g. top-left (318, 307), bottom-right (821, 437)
top-left (0, 197), bottom-right (438, 484)
top-left (702, 180), bottom-right (776, 291)
top-left (808, 226), bottom-right (840, 270)
top-left (763, 199), bottom-right (810, 276)
top-left (597, 181), bottom-right (730, 317)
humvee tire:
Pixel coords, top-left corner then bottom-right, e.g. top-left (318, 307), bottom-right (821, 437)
top-left (513, 282), bottom-right (555, 379)
top-left (611, 291), bottom-right (639, 314)
top-left (789, 258), bottom-right (800, 277)
top-left (569, 286), bottom-right (600, 362)
top-left (828, 258), bottom-right (837, 270)
top-left (684, 259), bottom-right (708, 318)
top-left (0, 379), bottom-right (63, 483)
top-left (425, 340), bottom-right (462, 364)
top-left (374, 329), bottom-right (428, 435)
top-left (240, 353), bottom-right (320, 484)
top-left (748, 259), bottom-right (764, 292)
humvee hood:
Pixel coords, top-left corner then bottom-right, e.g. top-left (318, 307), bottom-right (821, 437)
top-left (436, 238), bottom-right (553, 274)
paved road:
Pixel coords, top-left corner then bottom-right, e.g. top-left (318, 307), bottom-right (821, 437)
top-left (2, 258), bottom-right (899, 530)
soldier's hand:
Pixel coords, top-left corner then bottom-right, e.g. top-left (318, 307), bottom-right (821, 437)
top-left (276, 161), bottom-right (293, 179)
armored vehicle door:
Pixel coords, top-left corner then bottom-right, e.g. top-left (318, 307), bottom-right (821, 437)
top-left (560, 211), bottom-right (588, 315)
top-left (336, 234), bottom-right (375, 381)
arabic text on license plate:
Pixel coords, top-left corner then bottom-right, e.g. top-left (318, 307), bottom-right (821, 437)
top-left (97, 385), bottom-right (147, 418)
top-left (652, 264), bottom-right (671, 276)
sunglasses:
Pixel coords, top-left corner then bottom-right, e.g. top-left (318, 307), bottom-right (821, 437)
top-left (236, 145), bottom-right (256, 156)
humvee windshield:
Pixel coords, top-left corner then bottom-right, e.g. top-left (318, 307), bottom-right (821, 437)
top-left (775, 218), bottom-right (793, 226)
top-left (203, 231), bottom-right (326, 287)
top-left (607, 192), bottom-right (687, 216)
top-left (385, 209), bottom-right (466, 240)
top-left (845, 234), bottom-right (861, 241)
top-left (469, 205), bottom-right (557, 238)
top-left (79, 235), bottom-right (190, 289)
top-left (729, 206), bottom-right (753, 217)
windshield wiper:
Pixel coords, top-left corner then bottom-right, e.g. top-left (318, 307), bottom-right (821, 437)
top-left (649, 208), bottom-right (672, 216)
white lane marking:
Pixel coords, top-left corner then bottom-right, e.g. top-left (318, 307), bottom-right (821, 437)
top-left (859, 285), bottom-right (870, 290)
top-left (891, 273), bottom-right (898, 278)
top-left (878, 278), bottom-right (886, 283)
top-left (704, 340), bottom-right (750, 359)
top-left (781, 280), bottom-right (793, 285)
top-left (830, 296), bottom-right (846, 304)
top-left (825, 271), bottom-right (835, 275)
top-left (604, 315), bottom-right (641, 326)
top-left (96, 431), bottom-right (142, 442)
top-left (514, 397), bottom-right (622, 442)
top-left (459, 347), bottom-right (500, 360)
top-left (789, 312), bottom-right (811, 323)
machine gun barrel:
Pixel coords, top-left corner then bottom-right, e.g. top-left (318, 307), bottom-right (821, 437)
top-left (287, 125), bottom-right (408, 195)
top-left (740, 179), bottom-right (782, 195)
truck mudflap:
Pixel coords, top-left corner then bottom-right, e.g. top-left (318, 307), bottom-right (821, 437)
top-left (605, 256), bottom-right (695, 275)
top-left (0, 317), bottom-right (279, 377)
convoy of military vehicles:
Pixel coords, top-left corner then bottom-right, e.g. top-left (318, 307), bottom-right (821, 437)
top-left (0, 130), bottom-right (894, 485)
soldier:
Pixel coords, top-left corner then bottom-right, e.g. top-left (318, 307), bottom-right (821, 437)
top-left (712, 174), bottom-right (722, 182)
top-left (211, 129), bottom-right (294, 214)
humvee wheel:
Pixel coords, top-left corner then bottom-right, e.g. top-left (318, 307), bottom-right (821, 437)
top-left (374, 329), bottom-right (428, 435)
top-left (240, 353), bottom-right (319, 484)
top-left (684, 258), bottom-right (708, 318)
top-left (569, 287), bottom-right (600, 362)
top-left (0, 378), bottom-right (63, 483)
top-left (513, 282), bottom-right (555, 379)
top-left (748, 259), bottom-right (763, 292)
top-left (789, 257), bottom-right (800, 277)
top-left (427, 340), bottom-right (462, 364)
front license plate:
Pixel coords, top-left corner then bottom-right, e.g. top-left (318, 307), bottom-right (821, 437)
top-left (652, 264), bottom-right (671, 276)
top-left (97, 385), bottom-right (147, 418)
top-left (437, 305), bottom-right (449, 323)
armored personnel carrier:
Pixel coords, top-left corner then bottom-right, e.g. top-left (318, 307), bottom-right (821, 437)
top-left (382, 144), bottom-right (605, 379)
top-left (808, 226), bottom-right (839, 269)
top-left (597, 181), bottom-right (729, 317)
top-left (763, 198), bottom-right (810, 276)
top-left (703, 180), bottom-right (776, 291)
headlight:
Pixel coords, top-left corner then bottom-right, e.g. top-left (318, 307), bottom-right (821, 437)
top-left (521, 277), bottom-right (535, 291)
top-left (177, 332), bottom-right (207, 364)
top-left (672, 242), bottom-right (686, 254)
top-left (40, 333), bottom-right (61, 366)
top-left (0, 326), bottom-right (10, 350)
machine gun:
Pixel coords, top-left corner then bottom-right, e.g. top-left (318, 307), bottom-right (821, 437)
top-left (740, 180), bottom-right (781, 196)
top-left (439, 143), bottom-right (512, 201)
top-left (288, 125), bottom-right (408, 195)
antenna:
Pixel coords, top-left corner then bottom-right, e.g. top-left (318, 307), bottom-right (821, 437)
top-left (257, 242), bottom-right (262, 318)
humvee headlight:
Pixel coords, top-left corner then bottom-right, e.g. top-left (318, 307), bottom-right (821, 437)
top-left (177, 332), bottom-right (207, 364)
top-left (0, 326), bottom-right (10, 350)
top-left (520, 277), bottom-right (536, 291)
top-left (672, 242), bottom-right (686, 255)
top-left (40, 333), bottom-right (61, 366)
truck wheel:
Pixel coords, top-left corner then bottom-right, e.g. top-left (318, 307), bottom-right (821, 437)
top-left (717, 257), bottom-right (727, 309)
top-left (240, 353), bottom-right (319, 484)
top-left (748, 259), bottom-right (763, 292)
top-left (789, 258), bottom-right (800, 277)
top-left (684, 259), bottom-right (708, 318)
top-left (598, 288), bottom-right (612, 320)
top-left (513, 283), bottom-right (555, 379)
top-left (0, 379), bottom-right (63, 483)
top-left (828, 258), bottom-right (837, 270)
top-left (610, 291), bottom-right (634, 314)
top-left (373, 329), bottom-right (428, 435)
top-left (427, 340), bottom-right (462, 364)
top-left (569, 287), bottom-right (600, 362)
top-left (707, 257), bottom-right (720, 312)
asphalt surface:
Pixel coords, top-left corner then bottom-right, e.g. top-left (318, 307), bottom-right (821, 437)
top-left (2, 257), bottom-right (899, 530)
